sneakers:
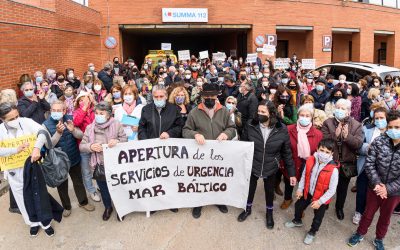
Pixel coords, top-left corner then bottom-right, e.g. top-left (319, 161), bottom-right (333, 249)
top-left (285, 220), bottom-right (304, 228)
top-left (79, 203), bottom-right (95, 212)
top-left (303, 233), bottom-right (315, 245)
top-left (347, 233), bottom-right (364, 247)
top-left (352, 212), bottom-right (362, 225)
top-left (280, 199), bottom-right (293, 210)
top-left (90, 192), bottom-right (101, 202)
top-left (62, 209), bottom-right (71, 217)
top-left (30, 226), bottom-right (40, 237)
top-left (44, 226), bottom-right (55, 237)
top-left (373, 239), bottom-right (384, 250)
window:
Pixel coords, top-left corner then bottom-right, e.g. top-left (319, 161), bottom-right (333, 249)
top-left (276, 40), bottom-right (288, 58)
top-left (331, 66), bottom-right (356, 82)
top-left (72, 0), bottom-right (88, 6)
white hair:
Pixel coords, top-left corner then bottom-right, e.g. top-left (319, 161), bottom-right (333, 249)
top-left (152, 84), bottom-right (167, 95)
top-left (46, 69), bottom-right (55, 78)
top-left (34, 71), bottom-right (43, 78)
top-left (298, 103), bottom-right (314, 116)
top-left (335, 98), bottom-right (352, 111)
top-left (339, 74), bottom-right (346, 80)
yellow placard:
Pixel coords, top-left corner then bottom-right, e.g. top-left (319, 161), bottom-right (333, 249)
top-left (0, 134), bottom-right (36, 171)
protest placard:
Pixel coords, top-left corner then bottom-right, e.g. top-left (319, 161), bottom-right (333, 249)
top-left (0, 134), bottom-right (36, 170)
top-left (301, 59), bottom-right (316, 69)
top-left (178, 50), bottom-right (190, 61)
top-left (161, 43), bottom-right (171, 50)
top-left (199, 50), bottom-right (209, 59)
top-left (246, 53), bottom-right (257, 63)
top-left (103, 139), bottom-right (254, 217)
top-left (274, 58), bottom-right (290, 69)
top-left (262, 44), bottom-right (276, 56)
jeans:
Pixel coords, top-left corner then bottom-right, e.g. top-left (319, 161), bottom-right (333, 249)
top-left (80, 152), bottom-right (96, 194)
top-left (357, 189), bottom-right (400, 239)
top-left (246, 174), bottom-right (276, 209)
top-left (294, 194), bottom-right (328, 235)
top-left (355, 171), bottom-right (369, 214)
top-left (97, 180), bottom-right (112, 209)
top-left (56, 164), bottom-right (88, 210)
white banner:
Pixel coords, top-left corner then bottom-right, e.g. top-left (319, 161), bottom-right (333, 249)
top-left (178, 50), bottom-right (190, 61)
top-left (262, 44), bottom-right (276, 56)
top-left (212, 52), bottom-right (226, 62)
top-left (103, 139), bottom-right (254, 217)
top-left (199, 50), bottom-right (209, 59)
top-left (162, 8), bottom-right (208, 23)
top-left (161, 43), bottom-right (171, 50)
top-left (246, 53), bottom-right (257, 63)
top-left (274, 58), bottom-right (290, 69)
top-left (302, 59), bottom-right (316, 69)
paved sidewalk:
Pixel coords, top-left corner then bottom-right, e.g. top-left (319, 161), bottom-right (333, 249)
top-left (0, 179), bottom-right (399, 250)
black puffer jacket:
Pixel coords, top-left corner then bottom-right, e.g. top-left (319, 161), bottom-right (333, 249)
top-left (364, 135), bottom-right (400, 197)
top-left (138, 102), bottom-right (184, 140)
top-left (236, 92), bottom-right (258, 128)
top-left (241, 119), bottom-right (295, 178)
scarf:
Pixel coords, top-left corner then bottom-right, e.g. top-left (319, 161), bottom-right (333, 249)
top-left (123, 100), bottom-right (136, 115)
top-left (65, 96), bottom-right (74, 115)
top-left (89, 117), bottom-right (117, 167)
top-left (297, 121), bottom-right (312, 159)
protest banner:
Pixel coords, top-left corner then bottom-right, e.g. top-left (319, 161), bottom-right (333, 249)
top-left (262, 44), bottom-right (276, 56)
top-left (212, 52), bottom-right (226, 62)
top-left (103, 138), bottom-right (254, 217)
top-left (178, 50), bottom-right (190, 61)
top-left (199, 50), bottom-right (209, 59)
top-left (161, 43), bottom-right (171, 50)
top-left (0, 134), bottom-right (36, 170)
top-left (246, 53), bottom-right (257, 63)
top-left (274, 58), bottom-right (290, 69)
top-left (302, 59), bottom-right (316, 69)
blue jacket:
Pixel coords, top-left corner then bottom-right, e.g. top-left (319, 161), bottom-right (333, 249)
top-left (357, 124), bottom-right (380, 175)
top-left (43, 114), bottom-right (81, 166)
top-left (310, 89), bottom-right (330, 110)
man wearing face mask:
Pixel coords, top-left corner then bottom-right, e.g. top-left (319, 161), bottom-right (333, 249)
top-left (219, 75), bottom-right (239, 104)
top-left (206, 65), bottom-right (219, 83)
top-left (321, 98), bottom-right (363, 221)
top-left (124, 59), bottom-right (139, 83)
top-left (112, 57), bottom-right (124, 77)
top-left (190, 61), bottom-right (199, 79)
top-left (164, 66), bottom-right (182, 86)
top-left (237, 70), bottom-right (248, 85)
top-left (333, 74), bottom-right (348, 91)
top-left (183, 83), bottom-right (236, 218)
top-left (309, 78), bottom-right (330, 110)
top-left (98, 64), bottom-right (114, 93)
top-left (236, 81), bottom-right (258, 137)
top-left (281, 74), bottom-right (290, 86)
top-left (17, 82), bottom-right (50, 124)
top-left (42, 101), bottom-right (95, 217)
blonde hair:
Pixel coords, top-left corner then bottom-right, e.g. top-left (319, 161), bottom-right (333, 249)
top-left (368, 88), bottom-right (380, 100)
top-left (168, 86), bottom-right (189, 105)
top-left (225, 96), bottom-right (237, 105)
top-left (0, 89), bottom-right (17, 105)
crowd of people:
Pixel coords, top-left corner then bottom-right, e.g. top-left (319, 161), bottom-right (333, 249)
top-left (0, 53), bottom-right (399, 249)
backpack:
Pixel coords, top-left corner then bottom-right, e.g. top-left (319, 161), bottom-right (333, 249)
top-left (37, 130), bottom-right (71, 188)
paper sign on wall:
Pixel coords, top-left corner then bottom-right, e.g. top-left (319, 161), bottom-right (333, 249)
top-left (178, 50), bottom-right (191, 61)
top-left (161, 43), bottom-right (171, 50)
top-left (302, 59), bottom-right (316, 69)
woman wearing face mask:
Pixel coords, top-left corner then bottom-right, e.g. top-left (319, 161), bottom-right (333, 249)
top-left (51, 72), bottom-right (67, 99)
top-left (168, 86), bottom-right (192, 123)
top-left (238, 100), bottom-right (296, 228)
top-left (256, 76), bottom-right (271, 102)
top-left (287, 79), bottom-right (303, 109)
top-left (142, 62), bottom-right (152, 77)
top-left (347, 83), bottom-right (362, 122)
top-left (65, 68), bottom-right (81, 90)
top-left (324, 89), bottom-right (347, 118)
top-left (114, 86), bottom-right (144, 141)
top-left (17, 82), bottom-right (50, 124)
top-left (93, 79), bottom-right (111, 104)
top-left (73, 92), bottom-right (101, 203)
top-left (393, 76), bottom-right (400, 94)
top-left (191, 77), bottom-right (205, 107)
top-left (274, 86), bottom-right (297, 125)
top-left (140, 76), bottom-right (153, 103)
top-left (384, 75), bottom-right (393, 87)
top-left (280, 104), bottom-right (323, 210)
top-left (352, 107), bottom-right (388, 225)
top-left (382, 86), bottom-right (397, 111)
top-left (58, 85), bottom-right (75, 115)
top-left (81, 71), bottom-right (95, 93)
top-left (39, 80), bottom-right (57, 105)
top-left (110, 84), bottom-right (123, 107)
top-left (80, 102), bottom-right (127, 221)
top-left (301, 74), bottom-right (314, 94)
top-left (301, 95), bottom-right (328, 129)
top-left (289, 64), bottom-right (298, 80)
top-left (225, 96), bottom-right (242, 140)
top-left (321, 98), bottom-right (363, 221)
top-left (370, 76), bottom-right (384, 93)
top-left (359, 79), bottom-right (370, 121)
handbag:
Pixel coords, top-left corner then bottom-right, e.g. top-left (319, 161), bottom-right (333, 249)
top-left (92, 153), bottom-right (106, 181)
top-left (37, 130), bottom-right (71, 188)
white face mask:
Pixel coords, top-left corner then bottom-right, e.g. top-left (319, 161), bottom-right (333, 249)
top-left (197, 81), bottom-right (203, 87)
top-left (339, 79), bottom-right (345, 84)
top-left (6, 119), bottom-right (20, 129)
top-left (124, 94), bottom-right (134, 104)
top-left (89, 66), bottom-right (95, 71)
top-left (270, 89), bottom-right (277, 94)
top-left (307, 79), bottom-right (313, 84)
top-left (94, 85), bottom-right (102, 91)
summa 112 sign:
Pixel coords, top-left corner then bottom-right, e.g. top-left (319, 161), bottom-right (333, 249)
top-left (162, 8), bottom-right (208, 23)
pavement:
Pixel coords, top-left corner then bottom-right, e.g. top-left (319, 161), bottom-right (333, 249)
top-left (0, 179), bottom-right (399, 250)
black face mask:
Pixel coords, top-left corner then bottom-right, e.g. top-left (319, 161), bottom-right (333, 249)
top-left (114, 61), bottom-right (119, 64)
top-left (333, 96), bottom-right (341, 102)
top-left (240, 75), bottom-right (246, 81)
top-left (258, 114), bottom-right (269, 123)
top-left (58, 78), bottom-right (64, 82)
top-left (204, 98), bottom-right (216, 109)
top-left (279, 96), bottom-right (289, 104)
top-left (288, 85), bottom-right (296, 90)
top-left (140, 74), bottom-right (145, 77)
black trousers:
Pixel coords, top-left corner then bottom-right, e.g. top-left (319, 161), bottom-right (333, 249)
top-left (9, 187), bottom-right (18, 209)
top-left (57, 164), bottom-right (88, 210)
top-left (335, 170), bottom-right (351, 210)
top-left (284, 177), bottom-right (294, 200)
top-left (294, 194), bottom-right (328, 235)
top-left (246, 174), bottom-right (275, 209)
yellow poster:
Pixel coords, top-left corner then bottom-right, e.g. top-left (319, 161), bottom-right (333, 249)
top-left (0, 134), bottom-right (36, 171)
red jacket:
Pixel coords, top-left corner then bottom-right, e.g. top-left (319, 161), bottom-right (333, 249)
top-left (281, 124), bottom-right (323, 179)
top-left (73, 107), bottom-right (94, 141)
top-left (303, 156), bottom-right (338, 205)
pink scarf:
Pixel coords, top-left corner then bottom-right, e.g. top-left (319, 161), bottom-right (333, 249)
top-left (296, 121), bottom-right (312, 159)
top-left (89, 117), bottom-right (117, 167)
top-left (123, 100), bottom-right (136, 115)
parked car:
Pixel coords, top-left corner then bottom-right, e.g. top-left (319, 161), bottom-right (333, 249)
top-left (315, 62), bottom-right (400, 83)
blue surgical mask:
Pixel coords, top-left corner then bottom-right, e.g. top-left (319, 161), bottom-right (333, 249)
top-left (175, 96), bottom-right (185, 105)
top-left (95, 114), bottom-right (107, 124)
top-left (316, 151), bottom-right (333, 164)
top-left (24, 90), bottom-right (34, 98)
top-left (316, 85), bottom-right (324, 92)
top-left (386, 129), bottom-right (400, 140)
top-left (298, 116), bottom-right (312, 127)
top-left (384, 93), bottom-right (391, 99)
top-left (226, 103), bottom-right (234, 111)
top-left (374, 119), bottom-right (387, 129)
top-left (51, 112), bottom-right (63, 121)
top-left (334, 109), bottom-right (346, 120)
top-left (154, 99), bottom-right (166, 108)
top-left (113, 92), bottom-right (121, 99)
top-left (36, 76), bottom-right (43, 83)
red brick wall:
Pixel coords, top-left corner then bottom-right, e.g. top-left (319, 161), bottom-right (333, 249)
top-left (89, 0), bottom-right (400, 68)
top-left (0, 0), bottom-right (102, 90)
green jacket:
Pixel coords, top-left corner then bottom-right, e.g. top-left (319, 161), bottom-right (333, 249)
top-left (183, 103), bottom-right (236, 140)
